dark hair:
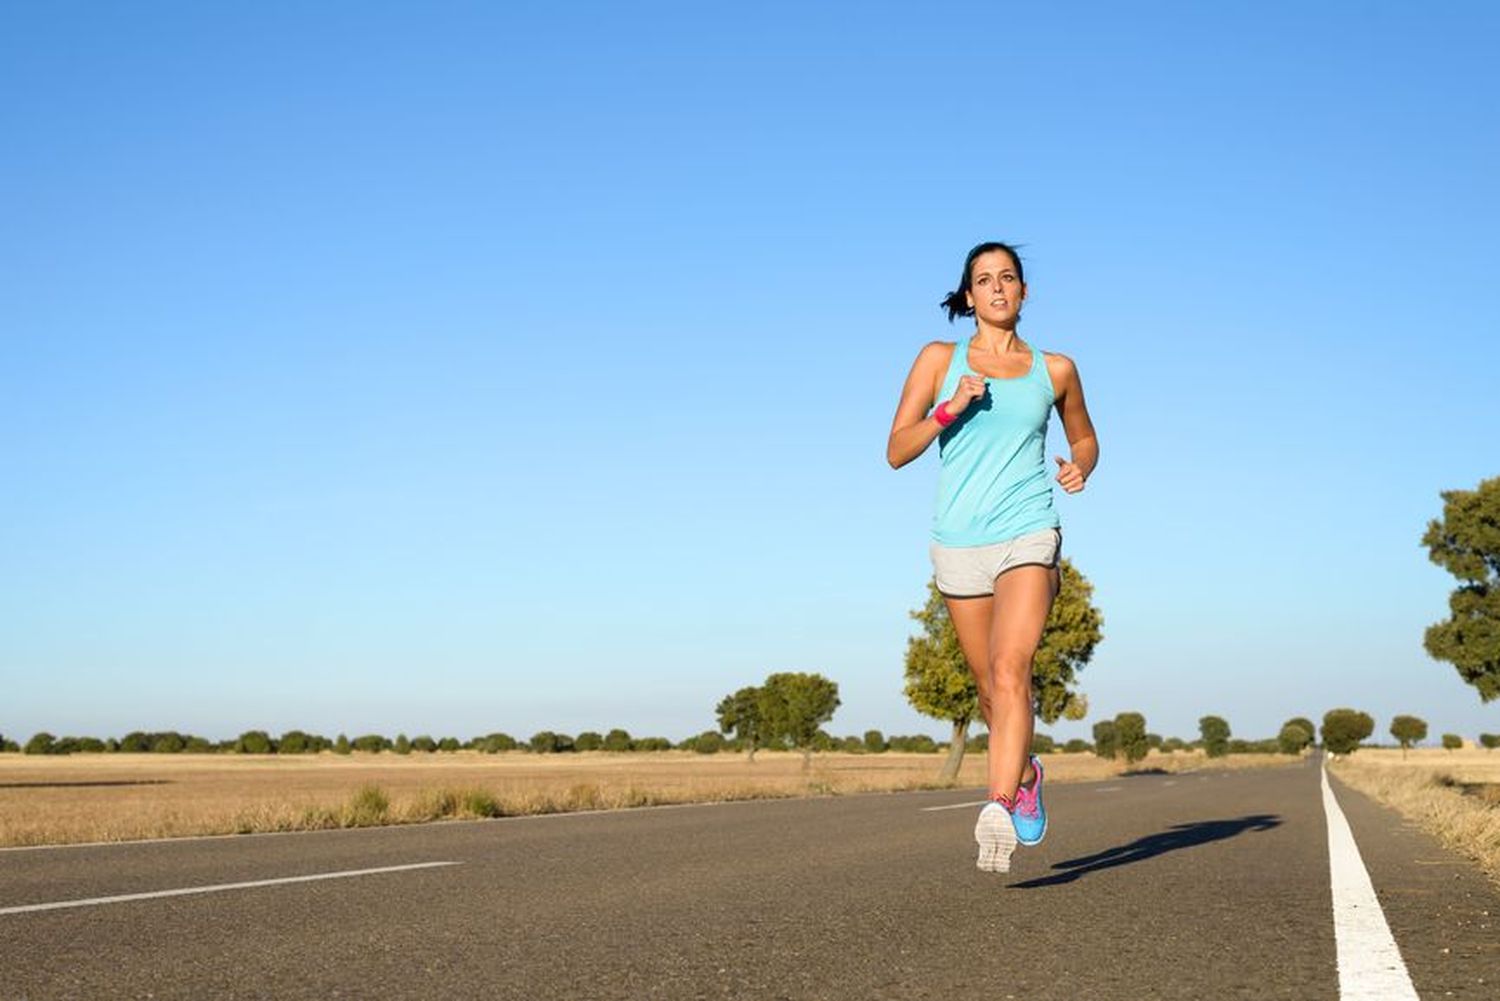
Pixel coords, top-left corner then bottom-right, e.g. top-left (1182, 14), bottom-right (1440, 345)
top-left (940, 241), bottom-right (1025, 323)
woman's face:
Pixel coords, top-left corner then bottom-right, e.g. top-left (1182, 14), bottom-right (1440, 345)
top-left (964, 249), bottom-right (1026, 327)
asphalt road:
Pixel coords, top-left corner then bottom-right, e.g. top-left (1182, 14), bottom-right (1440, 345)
top-left (2, 756), bottom-right (1496, 1000)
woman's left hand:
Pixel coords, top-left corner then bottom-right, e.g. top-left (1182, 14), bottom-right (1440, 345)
top-left (1054, 455), bottom-right (1086, 494)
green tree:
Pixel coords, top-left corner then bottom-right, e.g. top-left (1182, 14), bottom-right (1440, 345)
top-left (1031, 733), bottom-right (1056, 754)
top-left (1480, 733), bottom-right (1500, 750)
top-left (1199, 716), bottom-right (1231, 758)
top-left (602, 728), bottom-right (633, 752)
top-left (351, 734), bottom-right (387, 753)
top-left (758, 672), bottom-right (840, 770)
top-left (689, 730), bottom-right (725, 754)
top-left (477, 732), bottom-right (517, 752)
top-left (863, 729), bottom-right (887, 753)
top-left (118, 731), bottom-right (151, 753)
top-left (716, 687), bottom-right (766, 762)
top-left (1389, 715), bottom-right (1428, 757)
top-left (574, 731), bottom-right (604, 751)
top-left (410, 735), bottom-right (437, 753)
top-left (1278, 722), bottom-right (1314, 755)
top-left (528, 731), bottom-right (573, 753)
top-left (235, 730), bottom-right (273, 754)
top-left (1114, 712), bottom-right (1148, 765)
top-left (394, 733), bottom-right (412, 755)
top-left (633, 736), bottom-right (672, 751)
top-left (278, 730), bottom-right (315, 754)
top-left (1287, 717), bottom-right (1317, 743)
top-left (1092, 719), bottom-right (1117, 760)
top-left (334, 733), bottom-right (352, 755)
top-left (1321, 709), bottom-right (1374, 755)
top-left (1423, 476), bottom-right (1500, 702)
top-left (1442, 733), bottom-right (1463, 751)
top-left (151, 733), bottom-right (185, 753)
top-left (24, 732), bottom-right (57, 755)
top-left (904, 565), bottom-right (1103, 781)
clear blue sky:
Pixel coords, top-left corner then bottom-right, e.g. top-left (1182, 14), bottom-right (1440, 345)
top-left (3, 2), bottom-right (1497, 746)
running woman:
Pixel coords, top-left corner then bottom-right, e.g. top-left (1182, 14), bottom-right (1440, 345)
top-left (886, 242), bottom-right (1098, 873)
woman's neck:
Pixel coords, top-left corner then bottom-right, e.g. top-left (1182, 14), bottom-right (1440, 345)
top-left (970, 320), bottom-right (1023, 355)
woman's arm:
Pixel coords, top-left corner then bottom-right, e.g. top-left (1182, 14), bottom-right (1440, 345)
top-left (886, 342), bottom-right (950, 469)
top-left (1048, 353), bottom-right (1098, 493)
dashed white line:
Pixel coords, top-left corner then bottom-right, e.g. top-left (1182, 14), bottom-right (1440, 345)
top-left (1321, 761), bottom-right (1419, 1000)
top-left (0, 861), bottom-right (461, 916)
top-left (920, 799), bottom-right (988, 812)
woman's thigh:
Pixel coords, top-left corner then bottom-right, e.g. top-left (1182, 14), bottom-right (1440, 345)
top-left (989, 564), bottom-right (1059, 671)
top-left (943, 594), bottom-right (994, 687)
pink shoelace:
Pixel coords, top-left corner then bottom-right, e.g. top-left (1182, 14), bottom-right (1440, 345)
top-left (1013, 783), bottom-right (1040, 819)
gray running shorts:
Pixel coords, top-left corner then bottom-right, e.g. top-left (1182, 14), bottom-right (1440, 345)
top-left (928, 527), bottom-right (1062, 598)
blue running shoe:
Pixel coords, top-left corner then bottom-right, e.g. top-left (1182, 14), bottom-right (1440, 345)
top-left (1011, 755), bottom-right (1047, 846)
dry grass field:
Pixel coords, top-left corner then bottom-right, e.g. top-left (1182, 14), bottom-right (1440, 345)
top-left (0, 748), bottom-right (1297, 847)
top-left (1329, 747), bottom-right (1500, 882)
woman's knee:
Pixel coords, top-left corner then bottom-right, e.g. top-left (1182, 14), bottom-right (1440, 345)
top-left (987, 657), bottom-right (1033, 700)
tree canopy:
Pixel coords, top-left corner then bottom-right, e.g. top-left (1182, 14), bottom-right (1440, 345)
top-left (1423, 476), bottom-right (1500, 701)
top-left (1321, 709), bottom-right (1374, 755)
top-left (757, 672), bottom-right (840, 768)
top-left (1199, 716), bottom-right (1231, 758)
top-left (716, 687), bottom-right (766, 760)
top-left (1114, 712), bottom-right (1148, 765)
top-left (1389, 715), bottom-right (1428, 755)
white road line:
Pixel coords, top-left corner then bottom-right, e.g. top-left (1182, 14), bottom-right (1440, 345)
top-left (1094, 786), bottom-right (1122, 793)
top-left (1320, 761), bottom-right (1419, 1001)
top-left (0, 861), bottom-right (460, 916)
top-left (920, 799), bottom-right (988, 812)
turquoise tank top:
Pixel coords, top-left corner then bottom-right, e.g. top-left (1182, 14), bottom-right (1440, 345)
top-left (931, 337), bottom-right (1061, 546)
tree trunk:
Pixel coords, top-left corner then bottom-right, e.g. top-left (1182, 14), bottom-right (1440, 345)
top-left (801, 745), bottom-right (812, 772)
top-left (939, 718), bottom-right (970, 782)
top-left (747, 742), bottom-right (756, 764)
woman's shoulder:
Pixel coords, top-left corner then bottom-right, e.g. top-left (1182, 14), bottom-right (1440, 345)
top-left (1042, 349), bottom-right (1078, 377)
top-left (916, 339), bottom-right (960, 365)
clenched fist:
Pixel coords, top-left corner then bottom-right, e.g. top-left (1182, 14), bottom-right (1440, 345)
top-left (944, 375), bottom-right (989, 418)
top-left (1054, 455), bottom-right (1086, 493)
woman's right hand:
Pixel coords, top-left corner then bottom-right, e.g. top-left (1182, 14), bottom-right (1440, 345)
top-left (945, 374), bottom-right (989, 417)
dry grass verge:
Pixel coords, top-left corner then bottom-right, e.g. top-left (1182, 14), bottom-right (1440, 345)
top-left (0, 748), bottom-right (1298, 847)
top-left (1329, 748), bottom-right (1500, 885)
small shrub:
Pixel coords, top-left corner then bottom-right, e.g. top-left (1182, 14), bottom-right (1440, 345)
top-left (462, 791), bottom-right (504, 818)
top-left (346, 784), bottom-right (390, 826)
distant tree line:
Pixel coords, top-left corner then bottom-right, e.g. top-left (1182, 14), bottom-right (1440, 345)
top-left (6, 712), bottom-right (1491, 759)
top-left (1, 726), bottom-right (945, 757)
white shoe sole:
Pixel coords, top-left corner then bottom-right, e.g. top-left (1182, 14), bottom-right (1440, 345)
top-left (975, 805), bottom-right (1017, 873)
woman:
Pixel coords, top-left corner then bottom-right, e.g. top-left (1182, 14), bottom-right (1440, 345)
top-left (887, 241), bottom-right (1098, 873)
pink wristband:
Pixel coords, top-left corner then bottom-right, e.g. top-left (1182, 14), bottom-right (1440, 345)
top-left (932, 402), bottom-right (956, 428)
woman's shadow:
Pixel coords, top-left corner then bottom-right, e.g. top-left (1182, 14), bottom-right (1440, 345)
top-left (1010, 814), bottom-right (1282, 889)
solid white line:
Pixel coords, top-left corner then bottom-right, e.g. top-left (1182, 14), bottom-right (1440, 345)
top-left (1320, 762), bottom-right (1419, 1001)
top-left (920, 799), bottom-right (988, 812)
top-left (0, 861), bottom-right (460, 916)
